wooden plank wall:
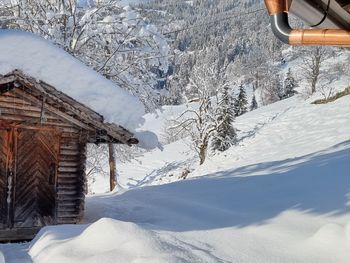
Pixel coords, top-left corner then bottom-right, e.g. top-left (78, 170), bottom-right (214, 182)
top-left (0, 91), bottom-right (87, 227)
top-left (0, 130), bottom-right (9, 228)
top-left (14, 129), bottom-right (59, 227)
top-left (57, 135), bottom-right (86, 224)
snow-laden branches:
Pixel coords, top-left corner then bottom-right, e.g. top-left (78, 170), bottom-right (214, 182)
top-left (300, 47), bottom-right (328, 95)
top-left (3, 0), bottom-right (170, 111)
top-left (169, 66), bottom-right (238, 164)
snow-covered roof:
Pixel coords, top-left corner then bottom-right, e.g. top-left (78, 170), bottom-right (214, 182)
top-left (0, 30), bottom-right (145, 132)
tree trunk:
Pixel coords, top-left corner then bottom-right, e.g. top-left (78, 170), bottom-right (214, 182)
top-left (199, 144), bottom-right (207, 165)
top-left (108, 144), bottom-right (117, 191)
top-left (311, 77), bottom-right (317, 94)
top-left (311, 48), bottom-right (321, 94)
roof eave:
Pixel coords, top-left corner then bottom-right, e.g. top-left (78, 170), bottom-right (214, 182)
top-left (0, 70), bottom-right (138, 145)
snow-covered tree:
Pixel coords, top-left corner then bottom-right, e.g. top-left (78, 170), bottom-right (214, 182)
top-left (4, 0), bottom-right (169, 111)
top-left (86, 144), bottom-right (109, 194)
top-left (283, 68), bottom-right (298, 98)
top-left (301, 46), bottom-right (328, 94)
top-left (277, 75), bottom-right (285, 100)
top-left (260, 71), bottom-right (282, 105)
top-left (234, 84), bottom-right (248, 117)
top-left (211, 84), bottom-right (237, 152)
top-left (250, 93), bottom-right (258, 111)
top-left (171, 67), bottom-right (217, 165)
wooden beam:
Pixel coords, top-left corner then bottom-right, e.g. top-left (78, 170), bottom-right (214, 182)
top-left (12, 89), bottom-right (95, 131)
top-left (0, 75), bottom-right (16, 85)
top-left (0, 227), bottom-right (41, 241)
top-left (15, 82), bottom-right (133, 144)
top-left (1, 71), bottom-right (137, 144)
top-left (108, 144), bottom-right (117, 191)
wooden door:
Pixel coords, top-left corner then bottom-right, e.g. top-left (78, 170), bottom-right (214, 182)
top-left (13, 128), bottom-right (60, 228)
top-left (0, 127), bottom-right (60, 229)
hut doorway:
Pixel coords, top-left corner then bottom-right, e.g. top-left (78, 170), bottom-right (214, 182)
top-left (0, 126), bottom-right (60, 230)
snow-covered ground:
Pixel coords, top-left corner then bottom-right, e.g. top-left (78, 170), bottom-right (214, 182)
top-left (1, 90), bottom-right (349, 262)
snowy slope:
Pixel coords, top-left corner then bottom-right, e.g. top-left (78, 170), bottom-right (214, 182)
top-left (2, 91), bottom-right (350, 262)
top-left (115, 94), bottom-right (350, 188)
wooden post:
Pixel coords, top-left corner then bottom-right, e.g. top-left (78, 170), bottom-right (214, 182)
top-left (108, 144), bottom-right (117, 191)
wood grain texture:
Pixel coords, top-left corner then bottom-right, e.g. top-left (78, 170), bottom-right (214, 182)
top-left (0, 70), bottom-right (137, 144)
top-left (0, 71), bottom-right (128, 238)
top-left (14, 129), bottom-right (60, 228)
top-left (0, 130), bottom-right (9, 228)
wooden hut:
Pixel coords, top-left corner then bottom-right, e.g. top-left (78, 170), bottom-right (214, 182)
top-left (0, 32), bottom-right (141, 241)
top-left (0, 70), bottom-right (138, 241)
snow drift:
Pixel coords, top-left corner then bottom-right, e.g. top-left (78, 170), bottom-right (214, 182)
top-left (29, 218), bottom-right (188, 263)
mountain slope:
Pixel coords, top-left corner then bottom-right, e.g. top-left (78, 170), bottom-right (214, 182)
top-left (3, 92), bottom-right (349, 262)
top-left (116, 94), bottom-right (350, 187)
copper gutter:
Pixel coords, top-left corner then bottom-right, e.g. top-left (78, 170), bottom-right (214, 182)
top-left (265, 0), bottom-right (350, 46)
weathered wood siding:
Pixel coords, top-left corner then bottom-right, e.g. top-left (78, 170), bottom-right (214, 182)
top-left (0, 130), bottom-right (9, 229)
top-left (14, 128), bottom-right (60, 227)
top-left (57, 135), bottom-right (86, 224)
top-left (0, 90), bottom-right (87, 231)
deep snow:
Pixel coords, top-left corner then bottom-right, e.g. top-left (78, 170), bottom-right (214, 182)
top-left (0, 30), bottom-right (145, 132)
top-left (1, 92), bottom-right (349, 262)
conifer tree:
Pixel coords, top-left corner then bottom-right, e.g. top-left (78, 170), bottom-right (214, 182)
top-left (234, 84), bottom-right (248, 117)
top-left (250, 93), bottom-right (258, 111)
top-left (211, 85), bottom-right (237, 152)
top-left (276, 76), bottom-right (285, 100)
top-left (283, 68), bottom-right (298, 98)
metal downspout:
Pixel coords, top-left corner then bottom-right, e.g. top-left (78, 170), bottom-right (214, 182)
top-left (265, 0), bottom-right (350, 46)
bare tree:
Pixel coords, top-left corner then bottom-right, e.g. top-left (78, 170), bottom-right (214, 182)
top-left (318, 60), bottom-right (345, 100)
top-left (301, 47), bottom-right (327, 94)
top-left (319, 83), bottom-right (336, 100)
top-left (260, 69), bottom-right (281, 106)
top-left (161, 119), bottom-right (187, 144)
top-left (86, 144), bottom-right (139, 194)
top-left (171, 67), bottom-right (217, 165)
top-left (86, 144), bottom-right (109, 194)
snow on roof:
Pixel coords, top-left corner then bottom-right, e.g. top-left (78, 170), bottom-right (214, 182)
top-left (0, 29), bottom-right (145, 132)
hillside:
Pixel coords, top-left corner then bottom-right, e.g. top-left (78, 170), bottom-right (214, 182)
top-left (1, 89), bottom-right (349, 262)
top-left (1, 1), bottom-right (350, 262)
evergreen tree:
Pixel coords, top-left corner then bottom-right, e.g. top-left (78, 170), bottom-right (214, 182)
top-left (283, 68), bottom-right (298, 98)
top-left (234, 84), bottom-right (248, 117)
top-left (250, 93), bottom-right (258, 111)
top-left (276, 75), bottom-right (284, 100)
top-left (211, 85), bottom-right (237, 152)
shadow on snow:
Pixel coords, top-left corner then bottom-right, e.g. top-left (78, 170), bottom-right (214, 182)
top-left (87, 140), bottom-right (350, 232)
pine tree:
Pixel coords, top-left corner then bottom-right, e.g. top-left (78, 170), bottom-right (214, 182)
top-left (234, 84), bottom-right (248, 117)
top-left (250, 93), bottom-right (258, 111)
top-left (211, 85), bottom-right (237, 152)
top-left (276, 75), bottom-right (284, 100)
top-left (283, 68), bottom-right (298, 98)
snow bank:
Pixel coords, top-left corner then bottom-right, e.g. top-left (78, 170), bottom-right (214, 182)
top-left (81, 140), bottom-right (350, 262)
top-left (0, 30), bottom-right (145, 132)
top-left (29, 218), bottom-right (183, 263)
